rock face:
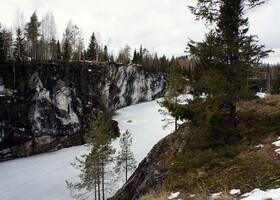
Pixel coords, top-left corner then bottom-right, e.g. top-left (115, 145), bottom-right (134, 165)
top-left (100, 65), bottom-right (166, 110)
top-left (0, 62), bottom-right (167, 159)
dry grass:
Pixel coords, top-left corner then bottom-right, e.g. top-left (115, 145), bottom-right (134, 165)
top-left (139, 191), bottom-right (169, 200)
top-left (237, 95), bottom-right (280, 119)
top-left (139, 191), bottom-right (241, 200)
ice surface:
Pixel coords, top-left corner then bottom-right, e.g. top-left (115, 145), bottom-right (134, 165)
top-left (0, 98), bottom-right (172, 200)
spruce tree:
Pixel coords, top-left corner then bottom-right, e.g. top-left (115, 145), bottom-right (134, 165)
top-left (14, 27), bottom-right (25, 61)
top-left (102, 45), bottom-right (109, 62)
top-left (0, 23), bottom-right (4, 61)
top-left (56, 40), bottom-right (61, 60)
top-left (159, 60), bottom-right (185, 131)
top-left (163, 0), bottom-right (271, 144)
top-left (87, 32), bottom-right (97, 60)
top-left (25, 11), bottom-right (41, 59)
top-left (67, 109), bottom-right (116, 200)
top-left (115, 130), bottom-right (137, 182)
top-left (62, 38), bottom-right (71, 62)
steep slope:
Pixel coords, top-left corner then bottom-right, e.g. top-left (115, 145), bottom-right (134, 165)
top-left (0, 61), bottom-right (167, 159)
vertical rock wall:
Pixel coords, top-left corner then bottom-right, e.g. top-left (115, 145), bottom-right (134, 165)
top-left (0, 62), bottom-right (167, 159)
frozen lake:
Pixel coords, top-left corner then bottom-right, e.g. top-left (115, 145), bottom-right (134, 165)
top-left (0, 99), bottom-right (172, 200)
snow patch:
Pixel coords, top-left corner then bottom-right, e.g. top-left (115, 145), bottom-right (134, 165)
top-left (256, 92), bottom-right (268, 98)
top-left (272, 137), bottom-right (280, 155)
top-left (254, 144), bottom-right (263, 148)
top-left (230, 189), bottom-right (241, 195)
top-left (211, 192), bottom-right (222, 197)
top-left (242, 188), bottom-right (280, 200)
top-left (272, 140), bottom-right (280, 147)
top-left (168, 192), bottom-right (180, 199)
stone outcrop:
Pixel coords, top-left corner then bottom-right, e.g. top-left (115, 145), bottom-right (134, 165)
top-left (0, 61), bottom-right (167, 159)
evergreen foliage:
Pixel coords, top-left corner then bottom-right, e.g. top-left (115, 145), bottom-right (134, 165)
top-left (56, 40), bottom-right (61, 60)
top-left (87, 32), bottom-right (97, 61)
top-left (25, 11), bottom-right (41, 59)
top-left (0, 23), bottom-right (4, 61)
top-left (14, 27), bottom-right (25, 61)
top-left (63, 37), bottom-right (71, 62)
top-left (164, 0), bottom-right (271, 144)
top-left (159, 60), bottom-right (186, 131)
top-left (102, 45), bottom-right (109, 62)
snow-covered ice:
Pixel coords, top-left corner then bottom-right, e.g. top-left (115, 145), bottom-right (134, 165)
top-left (1, 97), bottom-right (280, 200)
top-left (0, 98), bottom-right (172, 200)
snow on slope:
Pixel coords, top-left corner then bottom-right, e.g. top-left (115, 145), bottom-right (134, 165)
top-left (0, 99), bottom-right (172, 200)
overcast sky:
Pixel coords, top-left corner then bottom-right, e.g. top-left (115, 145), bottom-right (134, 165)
top-left (0, 0), bottom-right (279, 63)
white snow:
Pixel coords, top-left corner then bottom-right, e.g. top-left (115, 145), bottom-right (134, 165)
top-left (242, 188), bottom-right (280, 200)
top-left (229, 189), bottom-right (241, 195)
top-left (254, 144), bottom-right (263, 148)
top-left (0, 98), bottom-right (172, 200)
top-left (272, 140), bottom-right (280, 147)
top-left (256, 92), bottom-right (268, 98)
top-left (211, 192), bottom-right (222, 197)
top-left (168, 192), bottom-right (180, 199)
top-left (272, 136), bottom-right (280, 155)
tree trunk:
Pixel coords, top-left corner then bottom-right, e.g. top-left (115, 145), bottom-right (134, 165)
top-left (97, 159), bottom-right (101, 200)
top-left (125, 153), bottom-right (128, 182)
top-left (101, 158), bottom-right (105, 200)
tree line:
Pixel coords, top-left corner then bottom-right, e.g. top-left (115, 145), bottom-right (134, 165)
top-left (0, 10), bottom-right (192, 74)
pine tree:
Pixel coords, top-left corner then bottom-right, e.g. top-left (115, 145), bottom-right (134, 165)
top-left (115, 130), bottom-right (137, 182)
top-left (67, 109), bottom-right (116, 200)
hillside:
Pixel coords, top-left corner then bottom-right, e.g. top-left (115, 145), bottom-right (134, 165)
top-left (111, 95), bottom-right (280, 199)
